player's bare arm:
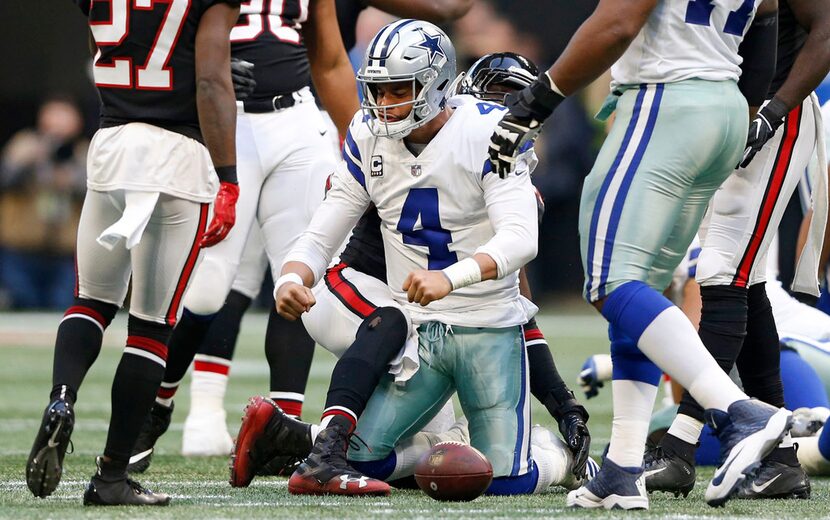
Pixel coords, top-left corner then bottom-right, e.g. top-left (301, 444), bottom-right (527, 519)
top-left (304, 0), bottom-right (360, 136)
top-left (488, 0), bottom-right (658, 177)
top-left (367, 0), bottom-right (473, 23)
top-left (195, 2), bottom-right (241, 247)
top-left (773, 0), bottom-right (830, 110)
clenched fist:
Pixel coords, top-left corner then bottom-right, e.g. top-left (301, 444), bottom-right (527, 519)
top-left (275, 282), bottom-right (316, 320)
top-left (403, 270), bottom-right (452, 307)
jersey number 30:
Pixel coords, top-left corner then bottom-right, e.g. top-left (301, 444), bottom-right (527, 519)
top-left (397, 188), bottom-right (458, 270)
top-left (685, 0), bottom-right (754, 36)
top-left (91, 0), bottom-right (189, 89)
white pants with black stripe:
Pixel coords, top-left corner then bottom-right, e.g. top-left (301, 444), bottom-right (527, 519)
top-left (75, 189), bottom-right (208, 325)
top-left (697, 95), bottom-right (819, 287)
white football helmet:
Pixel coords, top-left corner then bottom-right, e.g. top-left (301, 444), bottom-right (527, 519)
top-left (357, 19), bottom-right (457, 139)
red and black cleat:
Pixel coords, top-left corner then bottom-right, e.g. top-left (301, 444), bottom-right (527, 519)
top-left (229, 396), bottom-right (312, 487)
top-left (288, 419), bottom-right (390, 496)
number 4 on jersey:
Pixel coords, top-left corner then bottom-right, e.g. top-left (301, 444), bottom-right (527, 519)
top-left (397, 188), bottom-right (458, 270)
top-left (92, 0), bottom-right (189, 89)
top-left (685, 0), bottom-right (754, 36)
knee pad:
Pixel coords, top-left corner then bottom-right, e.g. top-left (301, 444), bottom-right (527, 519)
top-left (609, 324), bottom-right (661, 385)
top-left (348, 307), bottom-right (409, 363)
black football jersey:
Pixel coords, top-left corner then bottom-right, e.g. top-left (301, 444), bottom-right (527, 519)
top-left (231, 0), bottom-right (312, 98)
top-left (768, 0), bottom-right (807, 97)
top-left (336, 0), bottom-right (366, 51)
top-left (74, 0), bottom-right (240, 142)
top-left (338, 206), bottom-right (387, 283)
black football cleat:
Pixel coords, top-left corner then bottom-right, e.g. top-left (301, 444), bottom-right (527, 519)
top-left (288, 419), bottom-right (390, 496)
top-left (734, 458), bottom-right (810, 500)
top-left (643, 444), bottom-right (696, 498)
top-left (230, 396), bottom-right (313, 487)
top-left (127, 402), bottom-right (173, 474)
top-left (83, 457), bottom-right (171, 506)
top-left (26, 399), bottom-right (75, 498)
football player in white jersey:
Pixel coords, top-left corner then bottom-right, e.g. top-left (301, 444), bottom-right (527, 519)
top-left (488, 0), bottom-right (790, 510)
top-left (273, 21), bottom-right (580, 497)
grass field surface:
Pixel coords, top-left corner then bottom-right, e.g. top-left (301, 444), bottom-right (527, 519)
top-left (1, 308), bottom-right (827, 519)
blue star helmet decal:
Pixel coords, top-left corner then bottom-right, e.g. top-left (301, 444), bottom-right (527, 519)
top-left (414, 30), bottom-right (445, 65)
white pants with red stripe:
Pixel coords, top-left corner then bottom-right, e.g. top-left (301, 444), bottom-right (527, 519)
top-left (302, 264), bottom-right (411, 358)
top-left (75, 189), bottom-right (207, 325)
top-left (697, 95), bottom-right (819, 287)
top-left (182, 93), bottom-right (335, 315)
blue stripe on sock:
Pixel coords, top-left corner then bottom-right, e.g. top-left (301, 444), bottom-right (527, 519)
top-left (350, 452), bottom-right (396, 481)
top-left (598, 84), bottom-right (664, 299)
top-left (601, 281), bottom-right (672, 343)
top-left (585, 86), bottom-right (647, 300)
top-left (486, 460), bottom-right (539, 495)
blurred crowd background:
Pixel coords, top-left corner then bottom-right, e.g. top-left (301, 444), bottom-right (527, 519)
top-left (0, 1), bottom-right (820, 310)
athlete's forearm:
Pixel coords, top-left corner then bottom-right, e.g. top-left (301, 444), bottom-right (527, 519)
top-left (312, 61), bottom-right (360, 137)
top-left (774, 0), bottom-right (830, 109)
top-left (195, 3), bottom-right (239, 168)
top-left (366, 0), bottom-right (472, 23)
top-left (546, 0), bottom-right (657, 95)
top-left (279, 261), bottom-right (317, 288)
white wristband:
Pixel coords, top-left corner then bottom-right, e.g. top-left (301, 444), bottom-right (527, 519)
top-left (441, 258), bottom-right (482, 291)
top-left (273, 273), bottom-right (304, 300)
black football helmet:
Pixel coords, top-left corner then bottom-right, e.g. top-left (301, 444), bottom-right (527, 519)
top-left (458, 52), bottom-right (539, 103)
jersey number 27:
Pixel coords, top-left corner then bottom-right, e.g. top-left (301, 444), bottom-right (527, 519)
top-left (685, 0), bottom-right (754, 36)
top-left (91, 0), bottom-right (189, 89)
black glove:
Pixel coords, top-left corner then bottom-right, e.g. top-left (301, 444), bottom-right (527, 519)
top-left (488, 74), bottom-right (564, 178)
top-left (555, 401), bottom-right (591, 479)
top-left (231, 58), bottom-right (256, 101)
top-left (740, 97), bottom-right (788, 168)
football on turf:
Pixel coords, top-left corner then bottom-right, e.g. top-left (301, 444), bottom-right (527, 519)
top-left (414, 442), bottom-right (493, 501)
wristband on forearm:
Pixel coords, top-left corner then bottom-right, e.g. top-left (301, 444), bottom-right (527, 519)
top-left (760, 96), bottom-right (790, 123)
top-left (525, 73), bottom-right (566, 119)
top-left (272, 272), bottom-right (304, 300)
top-left (215, 165), bottom-right (238, 184)
top-left (441, 258), bottom-right (482, 291)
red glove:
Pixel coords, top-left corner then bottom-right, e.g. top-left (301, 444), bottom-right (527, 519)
top-left (200, 181), bottom-right (240, 248)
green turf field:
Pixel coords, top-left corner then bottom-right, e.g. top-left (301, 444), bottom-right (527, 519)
top-left (1, 308), bottom-right (827, 519)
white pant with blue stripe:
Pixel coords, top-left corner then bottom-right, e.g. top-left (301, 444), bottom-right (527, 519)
top-left (580, 80), bottom-right (749, 301)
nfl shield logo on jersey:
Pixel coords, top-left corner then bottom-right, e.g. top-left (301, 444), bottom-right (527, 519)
top-left (411, 164), bottom-right (422, 177)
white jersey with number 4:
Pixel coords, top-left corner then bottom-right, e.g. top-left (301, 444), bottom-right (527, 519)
top-left (612, 0), bottom-right (763, 88)
top-left (284, 95), bottom-right (539, 328)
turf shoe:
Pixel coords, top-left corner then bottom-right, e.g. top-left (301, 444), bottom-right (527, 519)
top-left (734, 457), bottom-right (810, 499)
top-left (26, 398), bottom-right (75, 498)
top-left (705, 399), bottom-right (793, 507)
top-left (643, 438), bottom-right (696, 497)
top-left (288, 419), bottom-right (390, 496)
top-left (566, 457), bottom-right (648, 510)
top-left (230, 396), bottom-right (312, 487)
top-left (83, 457), bottom-right (170, 506)
top-left (127, 401), bottom-right (173, 474)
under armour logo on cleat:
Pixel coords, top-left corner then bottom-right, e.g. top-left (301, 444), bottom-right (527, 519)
top-left (339, 474), bottom-right (369, 489)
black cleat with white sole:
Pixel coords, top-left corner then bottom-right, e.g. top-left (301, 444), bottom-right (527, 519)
top-left (26, 399), bottom-right (75, 498)
top-left (705, 399), bottom-right (792, 507)
top-left (643, 434), bottom-right (696, 497)
top-left (84, 457), bottom-right (171, 506)
top-left (734, 457), bottom-right (810, 500)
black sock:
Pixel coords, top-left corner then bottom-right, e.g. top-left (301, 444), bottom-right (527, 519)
top-left (103, 315), bottom-right (173, 465)
top-left (196, 290), bottom-right (252, 361)
top-left (524, 318), bottom-right (586, 420)
top-left (51, 298), bottom-right (118, 405)
top-left (661, 432), bottom-right (697, 465)
top-left (265, 307), bottom-right (315, 417)
top-left (678, 284), bottom-right (748, 422)
top-left (737, 283), bottom-right (784, 407)
top-left (157, 308), bottom-right (215, 401)
top-left (322, 307), bottom-right (408, 426)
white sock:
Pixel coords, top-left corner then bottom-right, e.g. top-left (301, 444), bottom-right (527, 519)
top-left (606, 379), bottom-right (659, 468)
top-left (529, 426), bottom-right (572, 492)
top-left (388, 418), bottom-right (470, 481)
top-left (780, 432), bottom-right (794, 449)
top-left (637, 307), bottom-right (747, 411)
top-left (189, 361), bottom-right (230, 412)
top-left (666, 413), bottom-right (704, 445)
top-left (310, 423), bottom-right (321, 441)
